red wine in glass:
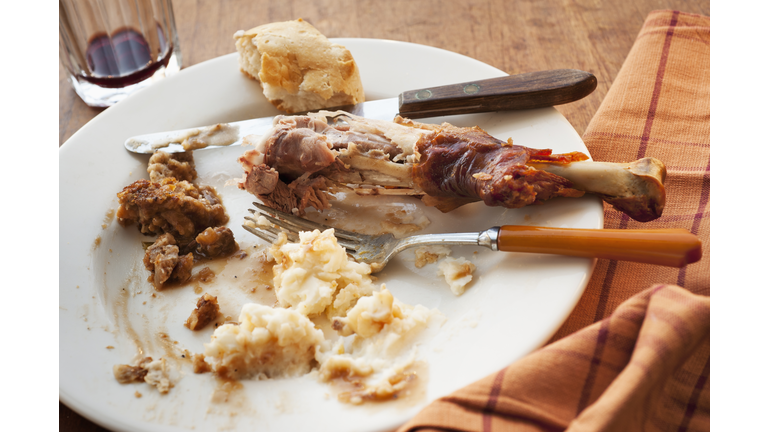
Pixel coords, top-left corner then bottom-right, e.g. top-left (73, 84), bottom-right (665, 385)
top-left (82, 27), bottom-right (172, 88)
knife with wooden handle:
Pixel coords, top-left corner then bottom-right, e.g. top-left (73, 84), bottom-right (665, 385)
top-left (124, 69), bottom-right (596, 154)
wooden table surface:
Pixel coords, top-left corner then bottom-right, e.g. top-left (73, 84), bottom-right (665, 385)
top-left (59, 0), bottom-right (709, 430)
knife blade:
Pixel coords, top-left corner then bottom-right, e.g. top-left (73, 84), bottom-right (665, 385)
top-left (125, 69), bottom-right (596, 154)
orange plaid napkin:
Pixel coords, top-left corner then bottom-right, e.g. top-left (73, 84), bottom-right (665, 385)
top-left (398, 10), bottom-right (710, 432)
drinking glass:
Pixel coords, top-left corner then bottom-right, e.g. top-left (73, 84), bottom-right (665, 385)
top-left (59, 0), bottom-right (183, 107)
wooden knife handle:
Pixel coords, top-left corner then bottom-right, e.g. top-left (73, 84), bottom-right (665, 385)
top-left (496, 225), bottom-right (702, 268)
top-left (398, 69), bottom-right (597, 119)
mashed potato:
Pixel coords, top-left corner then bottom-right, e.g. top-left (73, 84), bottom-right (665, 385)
top-left (332, 287), bottom-right (398, 338)
top-left (413, 245), bottom-right (452, 269)
top-left (204, 303), bottom-right (325, 380)
top-left (203, 227), bottom-right (444, 403)
top-left (270, 229), bottom-right (373, 316)
top-left (318, 297), bottom-right (442, 403)
top-left (438, 256), bottom-right (476, 296)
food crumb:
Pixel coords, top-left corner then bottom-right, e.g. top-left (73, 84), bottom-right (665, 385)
top-left (414, 246), bottom-right (452, 268)
top-left (185, 294), bottom-right (220, 330)
top-left (437, 257), bottom-right (476, 296)
top-left (106, 346), bottom-right (115, 349)
top-left (114, 357), bottom-right (175, 394)
top-left (192, 354), bottom-right (212, 374)
top-left (134, 391), bottom-right (142, 398)
top-left (198, 267), bottom-right (216, 283)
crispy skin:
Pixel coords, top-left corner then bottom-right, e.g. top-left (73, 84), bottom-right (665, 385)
top-left (412, 125), bottom-right (588, 212)
top-left (117, 178), bottom-right (228, 237)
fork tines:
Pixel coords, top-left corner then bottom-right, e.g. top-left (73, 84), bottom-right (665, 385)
top-left (243, 202), bottom-right (365, 251)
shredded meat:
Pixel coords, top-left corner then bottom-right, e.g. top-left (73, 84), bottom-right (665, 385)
top-left (185, 293), bottom-right (220, 330)
top-left (243, 170), bottom-right (331, 215)
top-left (147, 151), bottom-right (197, 182)
top-left (116, 178), bottom-right (228, 237)
top-left (143, 233), bottom-right (194, 289)
top-left (195, 227), bottom-right (239, 258)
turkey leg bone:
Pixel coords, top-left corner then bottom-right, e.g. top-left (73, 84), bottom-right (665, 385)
top-left (528, 157), bottom-right (666, 222)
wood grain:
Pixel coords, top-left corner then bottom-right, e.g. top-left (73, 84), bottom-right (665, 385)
top-left (58, 0), bottom-right (710, 430)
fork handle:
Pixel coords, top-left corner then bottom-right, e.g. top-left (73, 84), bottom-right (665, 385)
top-left (495, 226), bottom-right (702, 268)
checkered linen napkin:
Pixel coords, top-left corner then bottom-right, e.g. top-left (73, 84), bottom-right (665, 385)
top-left (398, 10), bottom-right (710, 432)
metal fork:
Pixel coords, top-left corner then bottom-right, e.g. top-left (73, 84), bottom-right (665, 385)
top-left (243, 202), bottom-right (703, 272)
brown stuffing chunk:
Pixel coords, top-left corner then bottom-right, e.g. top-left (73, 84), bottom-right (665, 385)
top-left (195, 227), bottom-right (239, 258)
top-left (116, 178), bottom-right (228, 237)
top-left (185, 293), bottom-right (220, 330)
top-left (147, 151), bottom-right (198, 183)
top-left (143, 234), bottom-right (194, 289)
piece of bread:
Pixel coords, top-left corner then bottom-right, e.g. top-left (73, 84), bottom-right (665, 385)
top-left (234, 19), bottom-right (364, 113)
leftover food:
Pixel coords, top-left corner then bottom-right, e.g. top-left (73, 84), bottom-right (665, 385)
top-left (414, 245), bottom-right (452, 269)
top-left (204, 303), bottom-right (325, 380)
top-left (113, 356), bottom-right (174, 394)
top-left (238, 112), bottom-right (666, 221)
top-left (234, 19), bottom-right (364, 113)
top-left (185, 293), bottom-right (220, 330)
top-left (438, 257), bottom-right (476, 296)
top-left (143, 233), bottom-right (194, 288)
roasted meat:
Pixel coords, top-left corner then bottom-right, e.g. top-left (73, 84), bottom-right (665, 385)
top-left (237, 112), bottom-right (666, 222)
top-left (412, 123), bottom-right (588, 212)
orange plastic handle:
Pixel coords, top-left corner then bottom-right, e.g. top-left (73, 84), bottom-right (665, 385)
top-left (497, 226), bottom-right (702, 267)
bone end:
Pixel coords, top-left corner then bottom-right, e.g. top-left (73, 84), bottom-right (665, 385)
top-left (600, 157), bottom-right (666, 222)
top-left (530, 157), bottom-right (668, 222)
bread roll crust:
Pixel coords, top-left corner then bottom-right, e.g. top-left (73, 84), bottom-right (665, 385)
top-left (234, 19), bottom-right (364, 113)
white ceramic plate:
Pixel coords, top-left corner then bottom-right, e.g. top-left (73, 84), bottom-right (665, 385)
top-left (59, 39), bottom-right (602, 432)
